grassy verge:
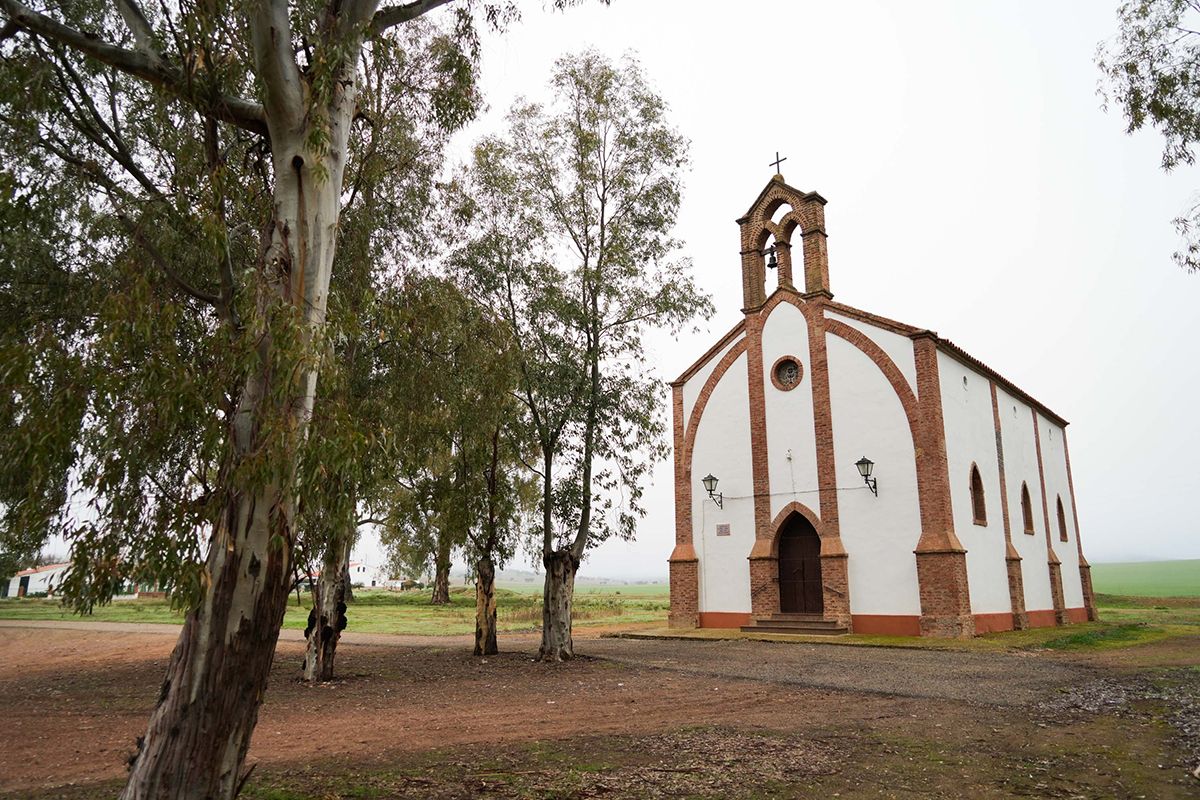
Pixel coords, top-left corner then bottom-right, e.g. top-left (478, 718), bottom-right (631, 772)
top-left (1090, 559), bottom-right (1200, 597)
top-left (0, 586), bottom-right (670, 636)
top-left (619, 594), bottom-right (1200, 653)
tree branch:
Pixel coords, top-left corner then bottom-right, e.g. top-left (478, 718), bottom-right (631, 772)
top-left (371, 0), bottom-right (455, 35)
top-left (0, 0), bottom-right (268, 136)
top-left (117, 212), bottom-right (223, 306)
top-left (246, 0), bottom-right (303, 132)
top-left (114, 0), bottom-right (160, 66)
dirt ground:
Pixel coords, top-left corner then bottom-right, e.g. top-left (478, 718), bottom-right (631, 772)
top-left (1, 622), bottom-right (1197, 799)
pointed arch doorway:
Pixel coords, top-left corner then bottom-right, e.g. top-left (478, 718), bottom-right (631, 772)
top-left (778, 514), bottom-right (824, 614)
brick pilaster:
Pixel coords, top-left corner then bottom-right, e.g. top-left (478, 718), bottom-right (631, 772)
top-left (911, 334), bottom-right (974, 638)
top-left (668, 557), bottom-right (698, 628)
top-left (990, 382), bottom-right (1028, 629)
top-left (668, 383), bottom-right (699, 627)
top-left (1033, 410), bottom-right (1068, 626)
top-left (774, 240), bottom-right (794, 290)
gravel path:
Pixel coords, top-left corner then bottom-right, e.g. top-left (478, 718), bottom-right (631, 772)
top-left (0, 619), bottom-right (1091, 707)
top-left (577, 637), bottom-right (1091, 706)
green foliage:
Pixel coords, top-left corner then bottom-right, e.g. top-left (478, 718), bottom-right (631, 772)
top-left (1099, 0), bottom-right (1200, 271)
top-left (376, 273), bottom-right (533, 580)
top-left (456, 50), bottom-right (713, 559)
top-left (0, 3), bottom-right (483, 612)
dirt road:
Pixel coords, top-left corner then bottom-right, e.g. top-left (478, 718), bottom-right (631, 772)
top-left (0, 621), bottom-right (1195, 799)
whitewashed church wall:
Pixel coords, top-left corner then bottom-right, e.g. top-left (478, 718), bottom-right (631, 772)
top-left (760, 303), bottom-right (820, 522)
top-left (936, 353), bottom-right (1011, 614)
top-left (825, 312), bottom-right (918, 394)
top-left (689, 353), bottom-right (755, 614)
top-left (682, 332), bottom-right (743, 426)
top-left (995, 386), bottom-right (1055, 612)
top-left (1036, 413), bottom-right (1085, 607)
top-left (826, 335), bottom-right (923, 616)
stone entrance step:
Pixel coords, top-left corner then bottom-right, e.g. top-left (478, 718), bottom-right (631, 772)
top-left (740, 613), bottom-right (848, 635)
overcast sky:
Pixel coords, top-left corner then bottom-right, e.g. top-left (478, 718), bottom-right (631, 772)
top-left (354, 0), bottom-right (1200, 578)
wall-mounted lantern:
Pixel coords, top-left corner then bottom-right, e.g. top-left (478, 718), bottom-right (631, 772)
top-left (855, 457), bottom-right (878, 497)
top-left (701, 473), bottom-right (723, 509)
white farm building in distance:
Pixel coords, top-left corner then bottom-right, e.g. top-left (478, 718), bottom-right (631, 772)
top-left (667, 176), bottom-right (1097, 638)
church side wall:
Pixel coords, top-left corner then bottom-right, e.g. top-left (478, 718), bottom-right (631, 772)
top-left (760, 303), bottom-right (819, 523)
top-left (682, 334), bottom-right (742, 424)
top-left (826, 335), bottom-right (923, 617)
top-left (826, 312), bottom-right (918, 394)
top-left (688, 353), bottom-right (756, 618)
top-left (995, 386), bottom-right (1055, 617)
top-left (1036, 413), bottom-right (1086, 612)
top-left (937, 353), bottom-right (1012, 616)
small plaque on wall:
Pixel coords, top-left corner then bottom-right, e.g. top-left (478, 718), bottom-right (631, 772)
top-left (715, 523), bottom-right (731, 537)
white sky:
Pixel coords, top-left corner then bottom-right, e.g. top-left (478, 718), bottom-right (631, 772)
top-left (370, 0), bottom-right (1195, 577)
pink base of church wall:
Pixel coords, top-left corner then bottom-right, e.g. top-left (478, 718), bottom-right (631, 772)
top-left (1026, 609), bottom-right (1058, 628)
top-left (694, 609), bottom-right (1089, 635)
top-left (851, 615), bottom-right (921, 636)
top-left (972, 613), bottom-right (1015, 634)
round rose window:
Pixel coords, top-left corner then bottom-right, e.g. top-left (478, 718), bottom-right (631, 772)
top-left (772, 357), bottom-right (803, 391)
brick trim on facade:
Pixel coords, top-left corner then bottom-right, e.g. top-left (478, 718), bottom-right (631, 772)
top-left (671, 318), bottom-right (747, 386)
top-left (990, 381), bottom-right (1028, 630)
top-left (744, 312), bottom-right (776, 618)
top-left (1032, 409), bottom-right (1069, 625)
top-left (670, 339), bottom-right (749, 628)
top-left (669, 383), bottom-right (698, 628)
top-left (911, 335), bottom-right (973, 638)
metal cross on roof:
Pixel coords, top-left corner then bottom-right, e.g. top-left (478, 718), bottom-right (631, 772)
top-left (770, 151), bottom-right (787, 176)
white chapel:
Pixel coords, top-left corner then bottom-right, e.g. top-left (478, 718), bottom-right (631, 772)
top-left (667, 175), bottom-right (1096, 638)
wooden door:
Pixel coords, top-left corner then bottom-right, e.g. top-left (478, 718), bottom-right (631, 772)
top-left (778, 516), bottom-right (824, 614)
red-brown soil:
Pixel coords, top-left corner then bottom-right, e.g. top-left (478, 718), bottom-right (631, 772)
top-left (1, 623), bottom-right (1196, 799)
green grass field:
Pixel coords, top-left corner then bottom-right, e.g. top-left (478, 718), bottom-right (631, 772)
top-left (1, 561), bottom-right (1193, 642)
top-left (1089, 559), bottom-right (1199, 597)
top-left (0, 585), bottom-right (670, 636)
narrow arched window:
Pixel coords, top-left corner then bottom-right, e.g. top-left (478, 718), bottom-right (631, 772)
top-left (1021, 483), bottom-right (1035, 534)
top-left (970, 464), bottom-right (987, 525)
top-left (1057, 496), bottom-right (1069, 542)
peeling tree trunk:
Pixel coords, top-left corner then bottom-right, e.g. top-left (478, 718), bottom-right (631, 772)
top-left (538, 548), bottom-right (578, 662)
top-left (120, 484), bottom-right (294, 800)
top-left (121, 13), bottom-right (363, 794)
top-left (304, 530), bottom-right (351, 682)
top-left (474, 555), bottom-right (498, 656)
top-left (430, 530), bottom-right (451, 604)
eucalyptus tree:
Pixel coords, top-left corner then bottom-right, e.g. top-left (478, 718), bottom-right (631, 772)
top-left (294, 29), bottom-right (477, 681)
top-left (1100, 0), bottom-right (1200, 272)
top-left (461, 51), bottom-right (712, 662)
top-left (0, 1), bottom-right (532, 795)
top-left (377, 272), bottom-right (531, 651)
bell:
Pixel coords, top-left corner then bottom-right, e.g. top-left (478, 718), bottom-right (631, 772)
top-left (766, 248), bottom-right (778, 270)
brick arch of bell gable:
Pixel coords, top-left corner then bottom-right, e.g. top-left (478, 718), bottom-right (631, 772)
top-left (681, 338), bottom-right (750, 482)
top-left (745, 211), bottom-right (819, 254)
top-left (742, 187), bottom-right (822, 245)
